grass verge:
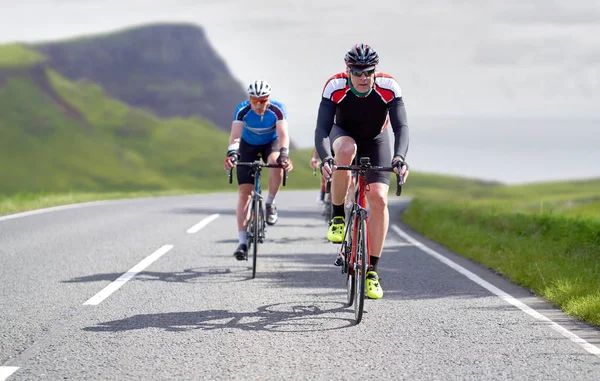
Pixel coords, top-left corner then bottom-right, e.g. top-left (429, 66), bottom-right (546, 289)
top-left (403, 198), bottom-right (600, 327)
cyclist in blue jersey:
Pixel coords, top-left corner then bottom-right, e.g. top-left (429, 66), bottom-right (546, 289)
top-left (224, 80), bottom-right (294, 260)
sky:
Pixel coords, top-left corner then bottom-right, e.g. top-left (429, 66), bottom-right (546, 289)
top-left (1, 0), bottom-right (599, 182)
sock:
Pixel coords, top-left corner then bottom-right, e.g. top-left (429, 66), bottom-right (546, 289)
top-left (266, 194), bottom-right (276, 205)
top-left (332, 203), bottom-right (345, 219)
top-left (369, 256), bottom-right (380, 272)
top-left (239, 231), bottom-right (247, 245)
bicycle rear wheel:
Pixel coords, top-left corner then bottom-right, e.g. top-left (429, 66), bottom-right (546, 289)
top-left (354, 217), bottom-right (367, 323)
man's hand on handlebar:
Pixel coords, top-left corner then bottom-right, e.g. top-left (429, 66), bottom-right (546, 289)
top-left (224, 150), bottom-right (239, 171)
top-left (319, 157), bottom-right (335, 180)
top-left (276, 147), bottom-right (294, 172)
top-left (392, 156), bottom-right (409, 184)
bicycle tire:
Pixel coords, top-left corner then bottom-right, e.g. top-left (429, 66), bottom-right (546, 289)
top-left (252, 198), bottom-right (260, 279)
top-left (354, 217), bottom-right (367, 323)
top-left (344, 211), bottom-right (355, 307)
top-left (246, 200), bottom-right (255, 261)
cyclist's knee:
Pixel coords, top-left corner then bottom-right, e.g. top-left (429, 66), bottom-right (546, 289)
top-left (266, 152), bottom-right (279, 164)
top-left (332, 138), bottom-right (356, 164)
top-left (369, 195), bottom-right (387, 211)
top-left (366, 184), bottom-right (388, 210)
top-left (239, 184), bottom-right (253, 197)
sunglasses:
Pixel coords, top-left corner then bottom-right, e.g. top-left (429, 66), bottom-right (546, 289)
top-left (349, 68), bottom-right (375, 78)
top-left (250, 97), bottom-right (269, 105)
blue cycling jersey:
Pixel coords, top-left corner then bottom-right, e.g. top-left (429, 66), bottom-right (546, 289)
top-left (233, 99), bottom-right (287, 146)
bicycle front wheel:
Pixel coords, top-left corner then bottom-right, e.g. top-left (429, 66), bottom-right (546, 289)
top-left (251, 199), bottom-right (261, 279)
top-left (354, 217), bottom-right (367, 323)
top-left (344, 213), bottom-right (355, 307)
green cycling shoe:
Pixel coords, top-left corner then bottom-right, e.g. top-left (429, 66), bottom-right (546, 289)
top-left (366, 271), bottom-right (383, 299)
top-left (327, 216), bottom-right (345, 243)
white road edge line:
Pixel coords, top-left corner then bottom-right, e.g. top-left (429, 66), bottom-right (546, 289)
top-left (187, 214), bottom-right (220, 233)
top-left (83, 245), bottom-right (174, 306)
top-left (0, 367), bottom-right (19, 381)
top-left (391, 224), bottom-right (600, 358)
top-left (0, 200), bottom-right (115, 223)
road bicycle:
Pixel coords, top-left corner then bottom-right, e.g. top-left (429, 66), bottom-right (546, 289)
top-left (326, 156), bottom-right (402, 323)
top-left (229, 160), bottom-right (287, 278)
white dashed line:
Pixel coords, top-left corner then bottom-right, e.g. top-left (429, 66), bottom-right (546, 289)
top-left (187, 214), bottom-right (220, 233)
top-left (0, 367), bottom-right (19, 381)
top-left (391, 224), bottom-right (600, 358)
top-left (83, 245), bottom-right (174, 306)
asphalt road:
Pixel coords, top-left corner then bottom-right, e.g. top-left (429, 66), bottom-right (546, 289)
top-left (1, 190), bottom-right (599, 380)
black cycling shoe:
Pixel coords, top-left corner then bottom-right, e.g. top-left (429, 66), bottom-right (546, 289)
top-left (334, 253), bottom-right (344, 267)
top-left (233, 243), bottom-right (248, 261)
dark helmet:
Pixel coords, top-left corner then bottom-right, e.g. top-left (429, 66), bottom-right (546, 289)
top-left (344, 43), bottom-right (379, 70)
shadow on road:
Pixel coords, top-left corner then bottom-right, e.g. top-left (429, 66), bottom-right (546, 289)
top-left (168, 207), bottom-right (324, 221)
top-left (84, 301), bottom-right (355, 333)
top-left (62, 266), bottom-right (254, 284)
top-left (63, 244), bottom-right (496, 300)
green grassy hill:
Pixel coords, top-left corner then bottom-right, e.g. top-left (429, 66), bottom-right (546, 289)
top-left (0, 44), bottom-right (233, 195)
top-left (0, 42), bottom-right (320, 199)
top-left (32, 23), bottom-right (248, 133)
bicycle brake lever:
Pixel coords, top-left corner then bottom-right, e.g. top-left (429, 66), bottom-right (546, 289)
top-left (395, 173), bottom-right (403, 196)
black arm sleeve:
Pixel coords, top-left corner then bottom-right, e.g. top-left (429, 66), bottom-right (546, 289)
top-left (388, 97), bottom-right (409, 161)
top-left (314, 98), bottom-right (337, 160)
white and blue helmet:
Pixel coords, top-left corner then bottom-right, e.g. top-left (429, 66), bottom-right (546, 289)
top-left (247, 80), bottom-right (272, 97)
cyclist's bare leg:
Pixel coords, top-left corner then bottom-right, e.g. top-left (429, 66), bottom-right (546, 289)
top-left (365, 182), bottom-right (389, 258)
top-left (236, 184), bottom-right (254, 233)
top-left (346, 176), bottom-right (356, 208)
top-left (266, 151), bottom-right (282, 196)
top-left (331, 136), bottom-right (357, 206)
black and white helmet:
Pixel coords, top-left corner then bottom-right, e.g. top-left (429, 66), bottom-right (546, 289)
top-left (247, 80), bottom-right (272, 97)
top-left (344, 43), bottom-right (379, 69)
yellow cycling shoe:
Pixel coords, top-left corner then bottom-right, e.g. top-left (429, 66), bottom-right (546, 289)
top-left (366, 271), bottom-right (383, 299)
top-left (327, 216), bottom-right (345, 243)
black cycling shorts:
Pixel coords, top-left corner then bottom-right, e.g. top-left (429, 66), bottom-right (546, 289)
top-left (236, 138), bottom-right (280, 185)
top-left (330, 124), bottom-right (393, 185)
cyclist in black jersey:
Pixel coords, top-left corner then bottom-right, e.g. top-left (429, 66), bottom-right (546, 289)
top-left (314, 43), bottom-right (410, 299)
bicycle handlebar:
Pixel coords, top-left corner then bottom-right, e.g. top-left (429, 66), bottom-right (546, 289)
top-left (324, 164), bottom-right (403, 196)
top-left (228, 160), bottom-right (288, 187)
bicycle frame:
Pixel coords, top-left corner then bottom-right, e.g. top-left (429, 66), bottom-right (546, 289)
top-left (349, 170), bottom-right (369, 270)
